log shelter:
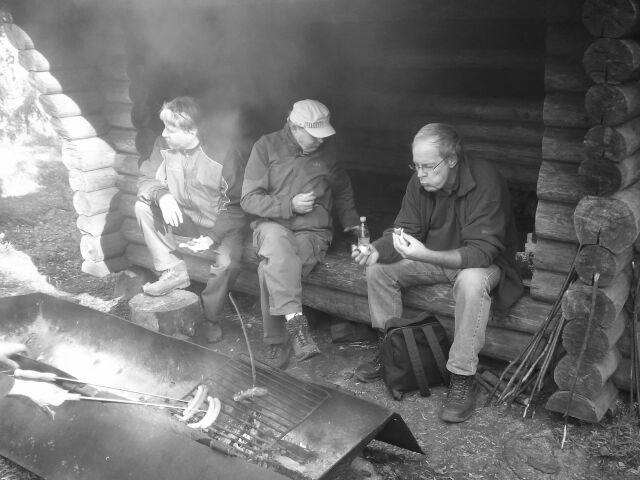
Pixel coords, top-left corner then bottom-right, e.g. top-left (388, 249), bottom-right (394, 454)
top-left (2, 0), bottom-right (639, 422)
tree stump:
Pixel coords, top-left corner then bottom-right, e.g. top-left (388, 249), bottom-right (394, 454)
top-left (129, 290), bottom-right (202, 338)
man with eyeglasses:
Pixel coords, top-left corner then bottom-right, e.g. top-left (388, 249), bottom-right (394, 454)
top-left (352, 123), bottom-right (523, 423)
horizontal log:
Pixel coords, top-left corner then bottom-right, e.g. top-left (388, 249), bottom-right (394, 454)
top-left (574, 181), bottom-right (640, 252)
top-left (77, 211), bottom-right (124, 236)
top-left (583, 0), bottom-right (640, 38)
top-left (585, 81), bottom-right (640, 125)
top-left (121, 217), bottom-right (144, 245)
top-left (3, 23), bottom-right (34, 50)
top-left (530, 269), bottom-right (569, 303)
top-left (117, 173), bottom-right (139, 195)
top-left (561, 271), bottom-right (632, 328)
top-left (80, 231), bottom-right (128, 262)
top-left (81, 255), bottom-right (130, 278)
top-left (579, 150), bottom-right (640, 196)
top-left (535, 200), bottom-right (578, 242)
top-left (543, 93), bottom-right (592, 128)
top-left (545, 381), bottom-right (618, 422)
top-left (542, 127), bottom-right (587, 164)
top-left (554, 349), bottom-right (621, 398)
top-left (583, 38), bottom-right (640, 84)
top-left (29, 69), bottom-right (98, 95)
top-left (334, 92), bottom-right (543, 124)
top-left (104, 102), bottom-right (134, 129)
top-left (107, 128), bottom-right (137, 154)
top-left (340, 146), bottom-right (540, 187)
top-left (72, 187), bottom-right (121, 217)
top-left (61, 137), bottom-right (116, 171)
top-left (39, 92), bottom-right (105, 118)
top-left (562, 310), bottom-right (627, 361)
top-left (546, 23), bottom-right (593, 57)
top-left (575, 244), bottom-right (633, 287)
top-left (347, 49), bottom-right (543, 71)
top-left (536, 161), bottom-right (592, 204)
top-left (531, 238), bottom-right (579, 273)
top-left (119, 193), bottom-right (137, 218)
top-left (113, 154), bottom-right (140, 176)
top-left (68, 167), bottom-right (118, 192)
top-left (50, 115), bottom-right (109, 141)
top-left (126, 241), bottom-right (550, 338)
top-left (611, 356), bottom-right (632, 391)
top-left (584, 119), bottom-right (640, 162)
top-left (336, 115), bottom-right (543, 146)
top-left (100, 79), bottom-right (133, 104)
top-left (545, 57), bottom-right (591, 93)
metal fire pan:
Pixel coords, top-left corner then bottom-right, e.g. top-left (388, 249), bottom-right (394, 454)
top-left (0, 293), bottom-right (421, 479)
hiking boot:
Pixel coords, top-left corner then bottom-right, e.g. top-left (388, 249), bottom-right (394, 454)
top-left (355, 337), bottom-right (383, 382)
top-left (143, 261), bottom-right (190, 296)
top-left (202, 321), bottom-right (222, 344)
top-left (262, 341), bottom-right (292, 369)
top-left (440, 373), bottom-right (479, 423)
top-left (286, 313), bottom-right (320, 361)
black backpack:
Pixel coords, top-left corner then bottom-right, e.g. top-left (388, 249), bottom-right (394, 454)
top-left (382, 313), bottom-right (451, 400)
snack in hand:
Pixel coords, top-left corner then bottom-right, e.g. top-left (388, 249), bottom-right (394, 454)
top-left (393, 227), bottom-right (409, 246)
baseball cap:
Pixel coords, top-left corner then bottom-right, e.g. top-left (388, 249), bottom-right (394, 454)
top-left (289, 99), bottom-right (336, 138)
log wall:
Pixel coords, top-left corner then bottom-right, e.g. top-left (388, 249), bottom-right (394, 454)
top-left (6, 2), bottom-right (131, 277)
top-left (545, 0), bottom-right (640, 423)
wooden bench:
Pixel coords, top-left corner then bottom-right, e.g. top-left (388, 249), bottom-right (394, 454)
top-left (125, 235), bottom-right (553, 362)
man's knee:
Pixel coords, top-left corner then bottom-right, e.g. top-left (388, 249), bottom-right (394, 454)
top-left (254, 222), bottom-right (295, 256)
top-left (366, 263), bottom-right (389, 284)
top-left (453, 268), bottom-right (493, 297)
top-left (134, 200), bottom-right (152, 221)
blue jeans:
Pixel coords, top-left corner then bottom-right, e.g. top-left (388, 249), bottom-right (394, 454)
top-left (366, 259), bottom-right (500, 376)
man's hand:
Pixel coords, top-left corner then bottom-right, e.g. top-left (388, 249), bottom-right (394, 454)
top-left (0, 342), bottom-right (27, 370)
top-left (158, 194), bottom-right (183, 227)
top-left (392, 230), bottom-right (428, 261)
top-left (351, 243), bottom-right (379, 266)
top-left (292, 192), bottom-right (316, 215)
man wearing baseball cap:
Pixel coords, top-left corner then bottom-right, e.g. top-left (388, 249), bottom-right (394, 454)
top-left (241, 99), bottom-right (361, 368)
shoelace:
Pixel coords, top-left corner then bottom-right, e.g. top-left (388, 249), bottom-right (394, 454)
top-left (266, 344), bottom-right (283, 359)
top-left (449, 377), bottom-right (471, 400)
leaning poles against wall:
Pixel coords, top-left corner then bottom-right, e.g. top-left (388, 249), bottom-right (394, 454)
top-left (545, 0), bottom-right (640, 422)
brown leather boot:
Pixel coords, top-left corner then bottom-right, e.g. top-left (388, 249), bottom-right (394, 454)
top-left (143, 261), bottom-right (190, 296)
top-left (286, 313), bottom-right (320, 361)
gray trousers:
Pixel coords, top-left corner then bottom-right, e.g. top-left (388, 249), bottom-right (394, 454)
top-left (252, 221), bottom-right (330, 344)
top-left (135, 200), bottom-right (244, 324)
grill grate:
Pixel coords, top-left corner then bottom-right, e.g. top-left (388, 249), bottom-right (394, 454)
top-left (200, 354), bottom-right (330, 458)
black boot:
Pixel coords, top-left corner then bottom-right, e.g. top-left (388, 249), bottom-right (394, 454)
top-left (354, 332), bottom-right (383, 382)
top-left (286, 313), bottom-right (320, 361)
top-left (440, 373), bottom-right (479, 423)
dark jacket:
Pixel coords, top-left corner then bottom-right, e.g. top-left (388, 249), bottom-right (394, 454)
top-left (372, 156), bottom-right (524, 314)
top-left (241, 126), bottom-right (359, 234)
top-left (137, 136), bottom-right (247, 243)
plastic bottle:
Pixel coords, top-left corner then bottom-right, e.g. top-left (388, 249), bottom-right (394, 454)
top-left (357, 216), bottom-right (370, 254)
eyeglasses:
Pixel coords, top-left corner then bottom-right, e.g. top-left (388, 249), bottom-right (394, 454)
top-left (408, 158), bottom-right (447, 175)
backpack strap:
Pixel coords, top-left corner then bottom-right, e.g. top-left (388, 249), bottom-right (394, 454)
top-left (421, 325), bottom-right (450, 385)
top-left (402, 328), bottom-right (431, 397)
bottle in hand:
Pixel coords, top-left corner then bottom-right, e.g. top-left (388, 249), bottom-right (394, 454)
top-left (357, 216), bottom-right (370, 254)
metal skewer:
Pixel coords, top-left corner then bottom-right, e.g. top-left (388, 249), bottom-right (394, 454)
top-left (13, 369), bottom-right (189, 404)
